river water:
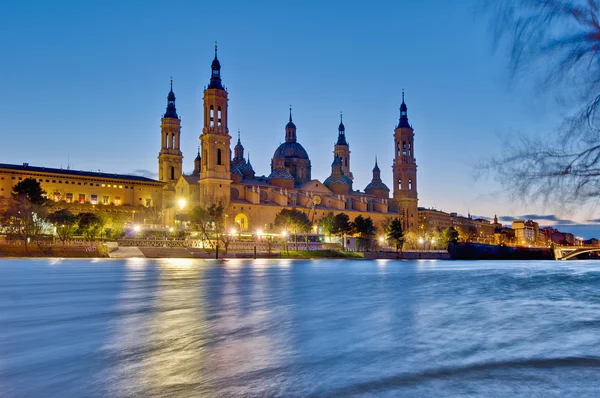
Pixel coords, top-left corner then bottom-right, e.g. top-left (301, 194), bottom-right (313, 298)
top-left (1, 258), bottom-right (600, 397)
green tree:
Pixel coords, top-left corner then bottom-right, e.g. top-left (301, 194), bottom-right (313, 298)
top-left (1, 199), bottom-right (47, 253)
top-left (351, 215), bottom-right (376, 251)
top-left (189, 204), bottom-right (233, 252)
top-left (385, 218), bottom-right (404, 252)
top-left (442, 226), bottom-right (460, 247)
top-left (1, 178), bottom-right (49, 252)
top-left (274, 208), bottom-right (311, 250)
top-left (331, 212), bottom-right (352, 249)
top-left (320, 212), bottom-right (335, 240)
top-left (104, 212), bottom-right (128, 240)
top-left (78, 212), bottom-right (105, 241)
top-left (47, 209), bottom-right (78, 244)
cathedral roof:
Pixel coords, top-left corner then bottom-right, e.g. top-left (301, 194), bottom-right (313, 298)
top-left (324, 175), bottom-right (353, 186)
top-left (364, 180), bottom-right (390, 192)
top-left (237, 161), bottom-right (254, 171)
top-left (268, 168), bottom-right (294, 180)
top-left (273, 141), bottom-right (310, 160)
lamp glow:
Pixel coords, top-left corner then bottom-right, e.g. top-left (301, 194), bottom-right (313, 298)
top-left (178, 199), bottom-right (186, 210)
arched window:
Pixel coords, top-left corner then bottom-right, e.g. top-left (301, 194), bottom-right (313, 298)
top-left (170, 166), bottom-right (175, 180)
top-left (344, 157), bottom-right (348, 167)
top-left (408, 179), bottom-right (412, 190)
top-left (210, 105), bottom-right (214, 127)
top-left (171, 133), bottom-right (175, 149)
top-left (398, 179), bottom-right (402, 190)
top-left (217, 106), bottom-right (222, 126)
top-left (217, 148), bottom-right (222, 165)
top-left (397, 143), bottom-right (401, 156)
top-left (408, 142), bottom-right (412, 157)
top-left (402, 141), bottom-right (407, 156)
top-left (165, 133), bottom-right (169, 148)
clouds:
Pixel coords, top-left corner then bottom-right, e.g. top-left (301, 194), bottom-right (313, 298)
top-left (130, 169), bottom-right (158, 179)
top-left (498, 214), bottom-right (575, 224)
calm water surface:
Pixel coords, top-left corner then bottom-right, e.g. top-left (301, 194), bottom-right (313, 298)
top-left (1, 258), bottom-right (600, 397)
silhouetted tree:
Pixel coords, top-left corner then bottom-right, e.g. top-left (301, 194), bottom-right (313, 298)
top-left (12, 178), bottom-right (48, 205)
top-left (385, 218), bottom-right (404, 252)
top-left (483, 0), bottom-right (600, 208)
top-left (351, 215), bottom-right (376, 251)
top-left (331, 212), bottom-right (352, 249)
top-left (78, 212), bottom-right (105, 241)
top-left (189, 204), bottom-right (232, 252)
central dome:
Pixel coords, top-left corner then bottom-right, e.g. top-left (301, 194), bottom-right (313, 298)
top-left (273, 142), bottom-right (309, 160)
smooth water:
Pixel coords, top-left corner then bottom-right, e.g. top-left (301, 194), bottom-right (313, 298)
top-left (1, 258), bottom-right (600, 397)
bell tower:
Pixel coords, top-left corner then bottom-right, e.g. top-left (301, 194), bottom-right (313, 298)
top-left (333, 112), bottom-right (352, 180)
top-left (199, 45), bottom-right (232, 205)
top-left (392, 91), bottom-right (418, 231)
top-left (158, 79), bottom-right (183, 184)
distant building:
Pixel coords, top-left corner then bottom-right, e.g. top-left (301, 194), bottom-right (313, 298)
top-left (512, 220), bottom-right (540, 246)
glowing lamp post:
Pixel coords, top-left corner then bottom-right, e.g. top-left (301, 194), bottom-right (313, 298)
top-left (178, 198), bottom-right (186, 210)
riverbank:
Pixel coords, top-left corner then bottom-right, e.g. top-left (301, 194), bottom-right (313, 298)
top-left (0, 244), bottom-right (449, 260)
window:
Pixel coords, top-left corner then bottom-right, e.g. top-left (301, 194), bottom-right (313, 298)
top-left (53, 192), bottom-right (60, 201)
top-left (18, 177), bottom-right (22, 180)
top-left (91, 194), bottom-right (98, 204)
top-left (398, 179), bottom-right (402, 190)
top-left (119, 185), bottom-right (123, 189)
top-left (165, 132), bottom-right (169, 148)
top-left (79, 194), bottom-right (85, 203)
top-left (402, 141), bottom-right (407, 156)
top-left (102, 196), bottom-right (109, 205)
top-left (217, 106), bottom-right (222, 126)
top-left (66, 193), bottom-right (73, 203)
top-left (210, 105), bottom-right (214, 127)
top-left (102, 184), bottom-right (106, 187)
top-left (11, 177), bottom-right (15, 180)
top-left (65, 181), bottom-right (69, 184)
top-left (59, 180), bottom-right (62, 184)
top-left (408, 179), bottom-right (412, 190)
top-left (170, 166), bottom-right (175, 180)
top-left (114, 196), bottom-right (121, 206)
top-left (145, 198), bottom-right (152, 207)
top-left (217, 148), bottom-right (222, 165)
top-left (46, 179), bottom-right (49, 182)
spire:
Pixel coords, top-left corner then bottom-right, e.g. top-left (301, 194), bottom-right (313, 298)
top-left (285, 105), bottom-right (297, 142)
top-left (234, 129), bottom-right (244, 161)
top-left (336, 111), bottom-right (348, 146)
top-left (164, 78), bottom-right (178, 118)
top-left (208, 42), bottom-right (224, 90)
top-left (195, 145), bottom-right (201, 161)
top-left (398, 89), bottom-right (410, 128)
top-left (373, 156), bottom-right (380, 172)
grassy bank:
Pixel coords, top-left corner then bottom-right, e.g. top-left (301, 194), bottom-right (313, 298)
top-left (0, 244), bottom-right (109, 258)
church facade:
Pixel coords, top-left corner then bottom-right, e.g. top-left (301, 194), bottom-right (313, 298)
top-left (0, 46), bottom-right (419, 234)
top-left (164, 47), bottom-right (419, 233)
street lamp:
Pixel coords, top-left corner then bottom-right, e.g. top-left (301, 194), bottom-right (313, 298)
top-left (178, 198), bottom-right (186, 210)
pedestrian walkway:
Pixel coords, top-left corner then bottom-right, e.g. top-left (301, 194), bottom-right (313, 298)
top-left (108, 246), bottom-right (145, 258)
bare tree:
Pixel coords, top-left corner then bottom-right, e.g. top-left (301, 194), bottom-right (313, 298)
top-left (483, 0), bottom-right (600, 208)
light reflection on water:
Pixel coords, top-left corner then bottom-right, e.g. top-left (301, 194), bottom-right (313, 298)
top-left (1, 259), bottom-right (600, 397)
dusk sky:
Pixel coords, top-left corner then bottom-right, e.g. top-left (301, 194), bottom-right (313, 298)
top-left (1, 0), bottom-right (598, 237)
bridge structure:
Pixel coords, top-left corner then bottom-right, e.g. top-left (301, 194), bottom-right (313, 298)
top-left (554, 246), bottom-right (600, 260)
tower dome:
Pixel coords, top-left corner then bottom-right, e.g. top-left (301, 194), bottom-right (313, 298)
top-left (271, 108), bottom-right (311, 186)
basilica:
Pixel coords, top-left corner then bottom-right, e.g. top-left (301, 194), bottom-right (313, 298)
top-left (0, 46), bottom-right (419, 234)
top-left (160, 46), bottom-right (419, 232)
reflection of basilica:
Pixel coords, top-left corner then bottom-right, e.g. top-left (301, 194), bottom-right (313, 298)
top-left (161, 46), bottom-right (419, 232)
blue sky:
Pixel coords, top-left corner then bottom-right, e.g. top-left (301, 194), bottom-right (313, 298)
top-left (1, 0), bottom-right (598, 237)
